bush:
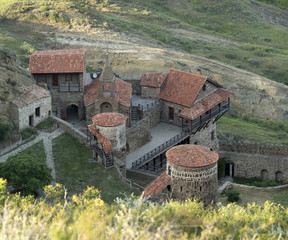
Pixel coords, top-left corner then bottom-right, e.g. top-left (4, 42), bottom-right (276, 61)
top-left (218, 157), bottom-right (226, 179)
top-left (36, 119), bottom-right (54, 130)
top-left (234, 177), bottom-right (284, 187)
top-left (0, 119), bottom-right (14, 142)
top-left (225, 189), bottom-right (240, 202)
top-left (21, 128), bottom-right (37, 140)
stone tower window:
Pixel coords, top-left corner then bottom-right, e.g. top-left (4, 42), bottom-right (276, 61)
top-left (180, 186), bottom-right (183, 192)
top-left (168, 166), bottom-right (171, 176)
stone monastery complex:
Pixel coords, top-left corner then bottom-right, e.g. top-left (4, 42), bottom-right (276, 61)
top-left (16, 48), bottom-right (286, 203)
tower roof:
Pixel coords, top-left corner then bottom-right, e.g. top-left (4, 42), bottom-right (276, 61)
top-left (99, 55), bottom-right (115, 82)
top-left (92, 112), bottom-right (127, 127)
top-left (166, 144), bottom-right (219, 167)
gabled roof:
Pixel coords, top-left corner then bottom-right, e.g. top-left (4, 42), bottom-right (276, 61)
top-left (84, 80), bottom-right (99, 106)
top-left (12, 85), bottom-right (50, 108)
top-left (115, 78), bottom-right (132, 107)
top-left (83, 78), bottom-right (132, 107)
top-left (29, 49), bottom-right (86, 74)
top-left (179, 89), bottom-right (233, 120)
top-left (158, 69), bottom-right (207, 107)
top-left (140, 73), bottom-right (167, 88)
top-left (141, 171), bottom-right (171, 199)
top-left (88, 125), bottom-right (113, 154)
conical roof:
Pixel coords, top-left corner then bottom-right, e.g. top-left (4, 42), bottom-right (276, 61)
top-left (99, 54), bottom-right (115, 82)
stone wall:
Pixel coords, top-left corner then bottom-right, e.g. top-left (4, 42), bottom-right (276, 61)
top-left (50, 115), bottom-right (90, 148)
top-left (141, 86), bottom-right (160, 99)
top-left (167, 161), bottom-right (218, 206)
top-left (220, 141), bottom-right (288, 157)
top-left (189, 120), bottom-right (219, 151)
top-left (140, 101), bottom-right (163, 128)
top-left (11, 95), bottom-right (52, 130)
top-left (126, 117), bottom-right (151, 153)
top-left (219, 151), bottom-right (288, 182)
top-left (124, 79), bottom-right (141, 95)
top-left (160, 101), bottom-right (184, 127)
top-left (195, 80), bottom-right (218, 102)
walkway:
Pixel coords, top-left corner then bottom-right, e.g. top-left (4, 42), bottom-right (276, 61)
top-left (0, 129), bottom-right (64, 184)
top-left (132, 95), bottom-right (156, 106)
top-left (126, 123), bottom-right (182, 169)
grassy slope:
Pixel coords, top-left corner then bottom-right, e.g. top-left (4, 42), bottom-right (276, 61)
top-left (52, 133), bottom-right (139, 204)
top-left (0, 0), bottom-right (288, 83)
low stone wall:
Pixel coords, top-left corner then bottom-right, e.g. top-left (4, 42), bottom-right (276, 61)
top-left (221, 181), bottom-right (288, 194)
top-left (50, 116), bottom-right (90, 148)
top-left (220, 141), bottom-right (288, 157)
top-left (126, 117), bottom-right (151, 153)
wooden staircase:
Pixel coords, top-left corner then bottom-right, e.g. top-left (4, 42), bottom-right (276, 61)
top-left (91, 144), bottom-right (114, 168)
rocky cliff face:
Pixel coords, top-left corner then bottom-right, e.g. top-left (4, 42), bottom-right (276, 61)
top-left (0, 48), bottom-right (34, 121)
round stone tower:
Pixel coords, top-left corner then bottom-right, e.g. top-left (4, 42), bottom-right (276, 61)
top-left (92, 112), bottom-right (127, 172)
top-left (166, 144), bottom-right (219, 206)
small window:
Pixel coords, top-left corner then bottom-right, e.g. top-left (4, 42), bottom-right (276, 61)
top-left (48, 110), bottom-right (51, 116)
top-left (169, 107), bottom-right (174, 120)
top-left (202, 84), bottom-right (206, 91)
top-left (200, 186), bottom-right (202, 192)
top-left (35, 107), bottom-right (40, 117)
top-left (66, 74), bottom-right (72, 82)
top-left (180, 186), bottom-right (183, 192)
top-left (211, 131), bottom-right (215, 140)
top-left (52, 74), bottom-right (58, 86)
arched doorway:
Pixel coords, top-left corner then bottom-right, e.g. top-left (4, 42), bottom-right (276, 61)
top-left (100, 102), bottom-right (112, 113)
top-left (66, 104), bottom-right (79, 121)
top-left (275, 171), bottom-right (283, 182)
top-left (261, 169), bottom-right (268, 180)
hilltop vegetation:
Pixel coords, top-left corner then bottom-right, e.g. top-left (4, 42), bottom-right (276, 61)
top-left (0, 180), bottom-right (287, 239)
top-left (0, 0), bottom-right (288, 84)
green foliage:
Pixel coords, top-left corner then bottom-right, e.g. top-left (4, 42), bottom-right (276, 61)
top-left (217, 157), bottom-right (226, 179)
top-left (0, 154), bottom-right (52, 195)
top-left (36, 119), bottom-right (54, 130)
top-left (234, 177), bottom-right (285, 187)
top-left (21, 127), bottom-right (37, 140)
top-left (6, 77), bottom-right (17, 86)
top-left (225, 189), bottom-right (240, 203)
top-left (256, 0), bottom-right (288, 8)
top-left (0, 118), bottom-right (14, 142)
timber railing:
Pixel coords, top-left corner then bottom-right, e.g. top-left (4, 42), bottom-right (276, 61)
top-left (133, 99), bottom-right (161, 111)
top-left (59, 83), bottom-right (81, 92)
top-left (131, 102), bottom-right (230, 169)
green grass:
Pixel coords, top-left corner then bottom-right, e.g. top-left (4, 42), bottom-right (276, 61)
top-left (20, 127), bottom-right (37, 140)
top-left (12, 140), bottom-right (46, 164)
top-left (52, 132), bottom-right (139, 204)
top-left (217, 114), bottom-right (288, 145)
top-left (234, 177), bottom-right (285, 187)
top-left (36, 119), bottom-right (54, 130)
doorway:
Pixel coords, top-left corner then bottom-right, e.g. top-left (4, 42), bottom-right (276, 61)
top-left (66, 104), bottom-right (79, 121)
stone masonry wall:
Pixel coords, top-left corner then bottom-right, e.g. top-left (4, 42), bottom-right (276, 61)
top-left (219, 151), bottom-right (288, 182)
top-left (17, 95), bottom-right (51, 130)
top-left (140, 101), bottom-right (163, 128)
top-left (167, 161), bottom-right (218, 206)
top-left (161, 101), bottom-right (184, 127)
top-left (126, 117), bottom-right (151, 153)
top-left (189, 119), bottom-right (219, 151)
top-left (124, 79), bottom-right (141, 95)
top-left (141, 86), bottom-right (160, 99)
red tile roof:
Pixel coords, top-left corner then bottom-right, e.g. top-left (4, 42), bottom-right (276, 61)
top-left (92, 112), bottom-right (127, 127)
top-left (158, 69), bottom-right (207, 107)
top-left (179, 89), bottom-right (233, 120)
top-left (166, 144), bottom-right (219, 168)
top-left (29, 49), bottom-right (86, 74)
top-left (140, 73), bottom-right (167, 88)
top-left (115, 78), bottom-right (132, 107)
top-left (88, 125), bottom-right (113, 154)
top-left (12, 85), bottom-right (50, 108)
top-left (84, 79), bottom-right (99, 106)
top-left (141, 171), bottom-right (171, 199)
top-left (83, 78), bottom-right (131, 107)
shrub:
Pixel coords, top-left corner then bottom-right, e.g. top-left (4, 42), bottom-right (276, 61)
top-left (0, 118), bottom-right (14, 142)
top-left (36, 119), bottom-right (54, 130)
top-left (21, 128), bottom-right (37, 140)
top-left (225, 189), bottom-right (240, 202)
top-left (218, 157), bottom-right (226, 179)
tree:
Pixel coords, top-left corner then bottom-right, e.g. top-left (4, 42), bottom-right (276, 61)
top-left (0, 154), bottom-right (52, 195)
top-left (0, 118), bottom-right (14, 142)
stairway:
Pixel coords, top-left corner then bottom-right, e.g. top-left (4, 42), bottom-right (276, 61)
top-left (131, 106), bottom-right (140, 121)
top-left (91, 144), bottom-right (114, 168)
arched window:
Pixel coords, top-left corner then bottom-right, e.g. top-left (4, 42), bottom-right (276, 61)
top-left (275, 171), bottom-right (283, 182)
top-left (261, 169), bottom-right (268, 180)
top-left (168, 166), bottom-right (171, 176)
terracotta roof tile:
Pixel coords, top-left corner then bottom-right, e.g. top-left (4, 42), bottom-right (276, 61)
top-left (158, 69), bottom-right (207, 107)
top-left (29, 49), bottom-right (86, 74)
top-left (166, 144), bottom-right (219, 168)
top-left (141, 172), bottom-right (171, 199)
top-left (140, 73), bottom-right (167, 88)
top-left (115, 78), bottom-right (132, 107)
top-left (12, 85), bottom-right (50, 108)
top-left (88, 125), bottom-right (113, 154)
top-left (92, 112), bottom-right (127, 127)
top-left (84, 80), bottom-right (99, 106)
top-left (179, 89), bottom-right (233, 120)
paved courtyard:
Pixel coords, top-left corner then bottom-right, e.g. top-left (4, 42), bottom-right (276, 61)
top-left (126, 122), bottom-right (182, 168)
